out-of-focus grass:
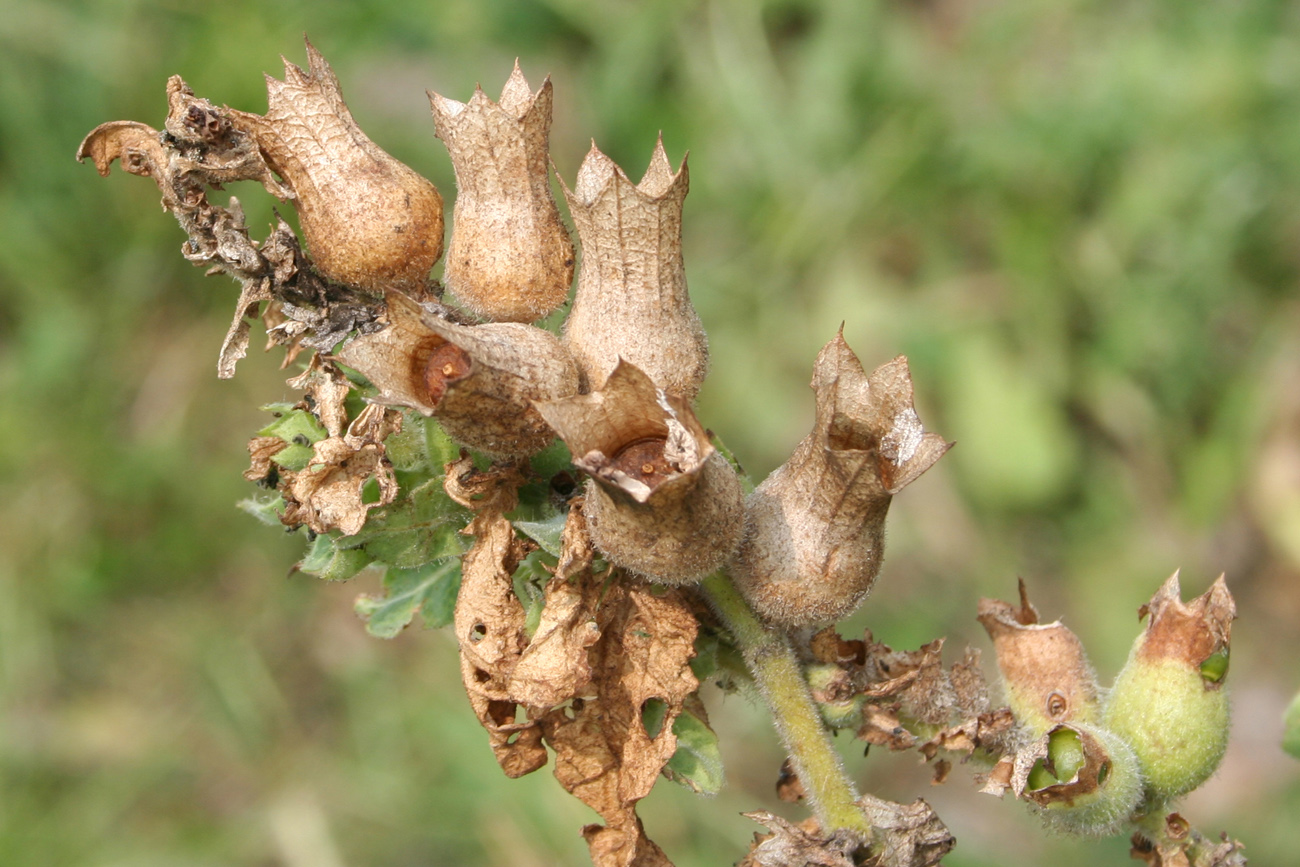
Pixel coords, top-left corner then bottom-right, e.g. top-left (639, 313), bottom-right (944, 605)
top-left (2, 0), bottom-right (1299, 864)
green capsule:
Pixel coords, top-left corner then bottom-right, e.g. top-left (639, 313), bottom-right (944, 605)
top-left (1104, 572), bottom-right (1235, 804)
top-left (1022, 723), bottom-right (1144, 837)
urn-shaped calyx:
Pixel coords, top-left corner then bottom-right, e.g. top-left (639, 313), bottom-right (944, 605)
top-left (229, 40), bottom-right (444, 295)
top-left (431, 63), bottom-right (574, 322)
top-left (338, 291), bottom-right (579, 458)
top-left (978, 582), bottom-right (1103, 736)
top-left (732, 334), bottom-right (950, 627)
top-left (534, 361), bottom-right (743, 584)
top-left (1104, 572), bottom-right (1235, 803)
top-left (560, 140), bottom-right (708, 400)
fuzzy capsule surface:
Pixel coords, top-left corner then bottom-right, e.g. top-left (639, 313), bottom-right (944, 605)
top-left (978, 582), bottom-right (1103, 736)
top-left (230, 40), bottom-right (444, 294)
top-left (431, 63), bottom-right (574, 322)
top-left (1017, 723), bottom-right (1144, 837)
top-left (560, 140), bottom-right (708, 400)
top-left (338, 291), bottom-right (579, 458)
top-left (731, 335), bottom-right (949, 627)
top-left (534, 360), bottom-right (743, 584)
top-left (1104, 572), bottom-right (1235, 803)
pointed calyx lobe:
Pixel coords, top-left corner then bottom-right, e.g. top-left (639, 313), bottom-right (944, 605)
top-left (431, 62), bottom-right (575, 323)
top-left (560, 140), bottom-right (709, 401)
top-left (228, 39), bottom-right (444, 295)
top-left (339, 291), bottom-right (579, 458)
top-left (535, 360), bottom-right (744, 585)
top-left (732, 334), bottom-right (950, 627)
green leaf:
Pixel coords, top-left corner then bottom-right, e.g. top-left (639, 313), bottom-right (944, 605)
top-left (298, 533), bottom-right (373, 582)
top-left (355, 559), bottom-right (462, 638)
top-left (514, 512), bottom-right (567, 558)
top-left (424, 418), bottom-right (461, 469)
top-left (257, 406), bottom-right (328, 444)
top-left (237, 495), bottom-right (285, 527)
top-left (384, 411), bottom-right (430, 472)
top-left (529, 438), bottom-right (573, 480)
top-left (663, 706), bottom-right (725, 795)
top-left (346, 478), bottom-right (467, 568)
top-left (511, 548), bottom-right (555, 638)
top-left (1284, 689), bottom-right (1300, 760)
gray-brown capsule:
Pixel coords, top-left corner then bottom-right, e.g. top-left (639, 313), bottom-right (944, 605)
top-left (338, 291), bottom-right (579, 458)
top-left (732, 334), bottom-right (950, 627)
top-left (559, 140), bottom-right (708, 401)
top-left (431, 62), bottom-right (574, 323)
top-left (534, 360), bottom-right (743, 584)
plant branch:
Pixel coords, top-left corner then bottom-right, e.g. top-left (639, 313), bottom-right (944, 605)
top-left (700, 570), bottom-right (874, 841)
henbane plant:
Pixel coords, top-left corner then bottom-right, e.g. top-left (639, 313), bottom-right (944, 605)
top-left (79, 39), bottom-right (1249, 867)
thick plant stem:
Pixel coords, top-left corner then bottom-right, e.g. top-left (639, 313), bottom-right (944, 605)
top-left (700, 571), bottom-right (874, 840)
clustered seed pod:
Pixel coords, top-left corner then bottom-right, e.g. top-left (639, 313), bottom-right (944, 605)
top-left (1017, 722), bottom-right (1143, 837)
top-left (560, 140), bottom-right (708, 400)
top-left (430, 63), bottom-right (575, 323)
top-left (534, 360), bottom-right (744, 584)
top-left (1104, 571), bottom-right (1235, 804)
top-left (730, 333), bottom-right (950, 627)
top-left (229, 40), bottom-right (444, 295)
top-left (978, 582), bottom-right (1103, 736)
top-left (339, 291), bottom-right (579, 458)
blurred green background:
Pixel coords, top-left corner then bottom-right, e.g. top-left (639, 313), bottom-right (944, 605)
top-left (3, 0), bottom-right (1300, 864)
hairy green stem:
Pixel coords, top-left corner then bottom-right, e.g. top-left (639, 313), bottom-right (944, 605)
top-left (700, 571), bottom-right (874, 840)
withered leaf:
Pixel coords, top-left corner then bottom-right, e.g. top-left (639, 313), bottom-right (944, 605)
top-left (1131, 817), bottom-right (1247, 867)
top-left (279, 404), bottom-right (400, 536)
top-left (287, 353), bottom-right (352, 437)
top-left (540, 580), bottom-right (699, 867)
top-left (856, 795), bottom-right (954, 867)
top-left (454, 505), bottom-right (546, 778)
top-left (738, 812), bottom-right (862, 867)
top-left (508, 508), bottom-right (602, 710)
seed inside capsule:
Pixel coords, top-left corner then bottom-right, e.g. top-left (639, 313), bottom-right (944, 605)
top-left (421, 341), bottom-right (472, 404)
top-left (610, 437), bottom-right (675, 490)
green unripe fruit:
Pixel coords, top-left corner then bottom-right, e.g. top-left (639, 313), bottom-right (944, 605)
top-left (1104, 572), bottom-right (1235, 804)
top-left (1021, 723), bottom-right (1144, 837)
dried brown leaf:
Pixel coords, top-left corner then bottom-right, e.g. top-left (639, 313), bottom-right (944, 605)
top-left (540, 580), bottom-right (698, 866)
top-left (244, 436), bottom-right (287, 483)
top-left (454, 505), bottom-right (547, 778)
top-left (738, 812), bottom-right (861, 867)
top-left (279, 404), bottom-right (400, 535)
top-left (1131, 815), bottom-right (1247, 867)
top-left (287, 353), bottom-right (352, 437)
top-left (856, 795), bottom-right (954, 867)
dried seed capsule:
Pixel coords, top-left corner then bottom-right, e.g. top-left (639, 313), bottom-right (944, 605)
top-left (230, 40), bottom-right (444, 294)
top-left (1016, 723), bottom-right (1144, 837)
top-left (978, 582), bottom-right (1103, 736)
top-left (533, 361), bottom-right (744, 584)
top-left (430, 62), bottom-right (575, 323)
top-left (338, 291), bottom-right (579, 458)
top-left (1104, 572), bottom-right (1235, 804)
top-left (731, 334), bottom-right (949, 627)
top-left (559, 140), bottom-right (708, 400)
